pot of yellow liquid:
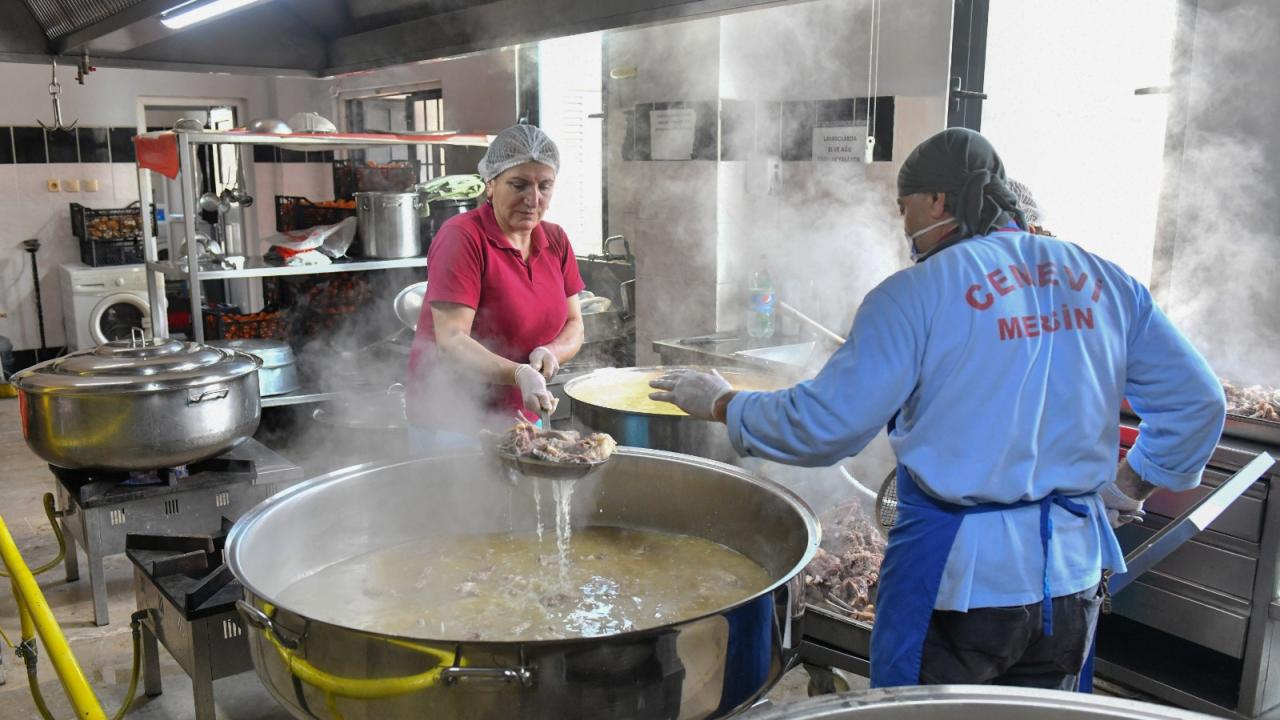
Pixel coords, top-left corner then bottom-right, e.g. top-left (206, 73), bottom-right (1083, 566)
top-left (227, 448), bottom-right (819, 719)
top-left (565, 366), bottom-right (784, 464)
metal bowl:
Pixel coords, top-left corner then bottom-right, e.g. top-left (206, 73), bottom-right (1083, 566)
top-left (228, 448), bottom-right (819, 719)
top-left (566, 366), bottom-right (784, 465)
top-left (741, 685), bottom-right (1214, 719)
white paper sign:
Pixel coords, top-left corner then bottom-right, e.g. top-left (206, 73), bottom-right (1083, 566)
top-left (812, 123), bottom-right (868, 163)
top-left (650, 108), bottom-right (697, 160)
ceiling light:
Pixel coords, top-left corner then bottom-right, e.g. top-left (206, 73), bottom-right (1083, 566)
top-left (160, 0), bottom-right (265, 29)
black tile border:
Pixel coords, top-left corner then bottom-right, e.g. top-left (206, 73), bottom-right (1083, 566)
top-left (78, 127), bottom-right (110, 162)
top-left (0, 127), bottom-right (12, 164)
top-left (109, 127), bottom-right (136, 163)
top-left (13, 126), bottom-right (47, 164)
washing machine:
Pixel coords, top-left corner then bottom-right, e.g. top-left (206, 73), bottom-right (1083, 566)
top-left (60, 263), bottom-right (153, 350)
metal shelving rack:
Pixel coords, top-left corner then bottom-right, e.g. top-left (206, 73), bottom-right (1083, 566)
top-left (133, 128), bottom-right (490, 407)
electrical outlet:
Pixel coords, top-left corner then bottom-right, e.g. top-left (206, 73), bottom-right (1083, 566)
top-left (46, 179), bottom-right (61, 192)
top-left (82, 179), bottom-right (100, 192)
top-left (62, 179), bottom-right (80, 192)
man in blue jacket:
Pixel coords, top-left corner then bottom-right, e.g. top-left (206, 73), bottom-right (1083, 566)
top-left (650, 128), bottom-right (1226, 690)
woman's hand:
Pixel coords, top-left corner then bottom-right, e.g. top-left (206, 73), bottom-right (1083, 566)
top-left (515, 364), bottom-right (558, 414)
top-left (529, 346), bottom-right (559, 380)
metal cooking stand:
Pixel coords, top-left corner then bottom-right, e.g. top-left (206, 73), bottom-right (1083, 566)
top-left (128, 530), bottom-right (251, 720)
top-left (55, 439), bottom-right (302, 625)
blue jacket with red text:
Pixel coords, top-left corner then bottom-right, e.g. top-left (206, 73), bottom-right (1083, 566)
top-left (726, 228), bottom-right (1226, 610)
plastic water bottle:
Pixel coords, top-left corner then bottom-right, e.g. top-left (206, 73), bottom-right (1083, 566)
top-left (747, 260), bottom-right (776, 340)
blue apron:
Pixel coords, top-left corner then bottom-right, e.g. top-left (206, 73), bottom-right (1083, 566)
top-left (869, 463), bottom-right (1093, 687)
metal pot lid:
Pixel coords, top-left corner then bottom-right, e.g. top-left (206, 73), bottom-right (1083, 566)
top-left (208, 339), bottom-right (296, 368)
top-left (12, 337), bottom-right (260, 395)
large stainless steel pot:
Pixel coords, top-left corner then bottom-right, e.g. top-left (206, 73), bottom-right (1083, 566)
top-left (356, 191), bottom-right (422, 258)
top-left (12, 336), bottom-right (260, 470)
top-left (227, 448), bottom-right (819, 719)
top-left (209, 339), bottom-right (298, 397)
top-left (566, 366), bottom-right (783, 464)
top-left (742, 686), bottom-right (1213, 719)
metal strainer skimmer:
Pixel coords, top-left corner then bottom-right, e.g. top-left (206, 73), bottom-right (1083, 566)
top-left (875, 469), bottom-right (899, 529)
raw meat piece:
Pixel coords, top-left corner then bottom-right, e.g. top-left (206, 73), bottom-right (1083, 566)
top-left (803, 504), bottom-right (885, 622)
top-left (496, 420), bottom-right (618, 464)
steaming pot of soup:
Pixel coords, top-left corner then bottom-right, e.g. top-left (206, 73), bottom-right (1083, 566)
top-left (565, 366), bottom-right (785, 464)
top-left (227, 447), bottom-right (818, 720)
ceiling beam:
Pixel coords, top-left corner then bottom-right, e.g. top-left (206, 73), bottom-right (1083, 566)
top-left (324, 0), bottom-right (798, 76)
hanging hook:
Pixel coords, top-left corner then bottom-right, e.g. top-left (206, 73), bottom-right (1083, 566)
top-left (37, 58), bottom-right (77, 132)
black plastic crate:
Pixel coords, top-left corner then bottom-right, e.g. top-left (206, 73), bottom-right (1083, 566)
top-left (79, 237), bottom-right (144, 266)
top-left (274, 196), bottom-right (357, 232)
top-left (332, 159), bottom-right (418, 200)
top-left (70, 202), bottom-right (145, 266)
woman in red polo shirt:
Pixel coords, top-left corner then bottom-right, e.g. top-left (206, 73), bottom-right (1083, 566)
top-left (405, 125), bottom-right (585, 448)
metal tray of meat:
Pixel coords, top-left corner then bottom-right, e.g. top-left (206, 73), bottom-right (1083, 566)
top-left (1222, 414), bottom-right (1280, 447)
top-left (1121, 402), bottom-right (1280, 447)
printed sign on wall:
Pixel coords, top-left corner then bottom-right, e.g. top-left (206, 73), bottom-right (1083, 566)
top-left (650, 108), bottom-right (698, 160)
top-left (812, 123), bottom-right (868, 163)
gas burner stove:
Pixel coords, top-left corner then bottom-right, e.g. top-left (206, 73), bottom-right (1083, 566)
top-left (52, 438), bottom-right (302, 626)
top-left (126, 523), bottom-right (239, 619)
top-left (127, 526), bottom-right (256, 720)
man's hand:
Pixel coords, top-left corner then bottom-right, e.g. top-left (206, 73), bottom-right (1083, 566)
top-left (648, 369), bottom-right (732, 421)
top-left (1100, 458), bottom-right (1148, 528)
top-left (528, 346), bottom-right (559, 380)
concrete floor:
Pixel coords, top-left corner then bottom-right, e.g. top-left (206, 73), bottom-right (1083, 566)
top-left (0, 396), bottom-right (837, 719)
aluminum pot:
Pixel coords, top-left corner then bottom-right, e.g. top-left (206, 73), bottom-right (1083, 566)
top-left (566, 366), bottom-right (784, 465)
top-left (227, 448), bottom-right (818, 719)
top-left (740, 686), bottom-right (1214, 719)
top-left (356, 191), bottom-right (422, 258)
top-left (209, 339), bottom-right (299, 397)
top-left (12, 336), bottom-right (260, 470)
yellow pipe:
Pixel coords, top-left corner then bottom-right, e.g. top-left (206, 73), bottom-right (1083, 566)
top-left (1, 515), bottom-right (107, 720)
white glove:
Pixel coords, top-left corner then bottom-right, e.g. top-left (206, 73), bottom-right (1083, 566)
top-left (514, 364), bottom-right (557, 415)
top-left (1100, 479), bottom-right (1144, 529)
top-left (648, 369), bottom-right (732, 421)
top-left (528, 346), bottom-right (559, 380)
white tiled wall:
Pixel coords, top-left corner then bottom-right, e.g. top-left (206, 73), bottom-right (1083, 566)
top-left (0, 162), bottom-right (142, 351)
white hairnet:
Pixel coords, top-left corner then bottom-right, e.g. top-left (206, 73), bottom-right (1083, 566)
top-left (1007, 178), bottom-right (1044, 227)
top-left (477, 124), bottom-right (560, 181)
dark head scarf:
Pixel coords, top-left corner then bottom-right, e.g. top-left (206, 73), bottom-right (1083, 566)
top-left (897, 128), bottom-right (1026, 240)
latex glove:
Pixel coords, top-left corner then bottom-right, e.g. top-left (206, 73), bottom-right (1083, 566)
top-left (1100, 475), bottom-right (1145, 529)
top-left (528, 346), bottom-right (559, 380)
top-left (514, 364), bottom-right (557, 415)
top-left (648, 369), bottom-right (732, 421)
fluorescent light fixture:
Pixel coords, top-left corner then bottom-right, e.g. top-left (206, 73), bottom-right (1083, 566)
top-left (160, 0), bottom-right (264, 29)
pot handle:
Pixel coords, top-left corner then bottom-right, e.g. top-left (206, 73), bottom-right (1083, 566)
top-left (188, 386), bottom-right (229, 405)
top-left (237, 600), bottom-right (465, 699)
top-left (236, 600), bottom-right (297, 649)
top-left (441, 666), bottom-right (535, 689)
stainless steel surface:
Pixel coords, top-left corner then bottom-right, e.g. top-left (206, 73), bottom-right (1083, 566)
top-left (739, 686), bottom-right (1214, 719)
top-left (209, 339), bottom-right (300, 398)
top-left (13, 337), bottom-right (262, 470)
top-left (1111, 453), bottom-right (1274, 594)
top-left (394, 281), bottom-right (428, 330)
top-left (733, 342), bottom-right (818, 369)
top-left (310, 385), bottom-right (409, 431)
top-left (356, 191), bottom-right (423, 258)
top-left (146, 255), bottom-right (428, 280)
top-left (565, 366), bottom-right (780, 465)
top-left (134, 567), bottom-right (254, 720)
top-left (56, 439), bottom-right (303, 625)
top-left (1223, 414), bottom-right (1280, 448)
top-left (582, 308), bottom-right (626, 341)
top-left (227, 448), bottom-right (819, 720)
top-left (247, 118), bottom-right (292, 134)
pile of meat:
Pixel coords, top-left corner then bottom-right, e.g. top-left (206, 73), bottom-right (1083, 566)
top-left (1223, 380), bottom-right (1280, 421)
top-left (496, 421), bottom-right (618, 464)
top-left (803, 504), bottom-right (885, 623)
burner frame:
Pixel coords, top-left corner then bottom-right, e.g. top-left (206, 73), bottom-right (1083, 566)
top-left (54, 439), bottom-right (302, 625)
